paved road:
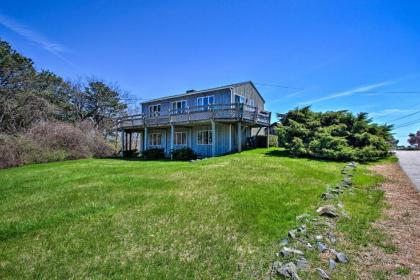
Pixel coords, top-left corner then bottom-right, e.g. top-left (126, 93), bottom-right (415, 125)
top-left (395, 151), bottom-right (420, 191)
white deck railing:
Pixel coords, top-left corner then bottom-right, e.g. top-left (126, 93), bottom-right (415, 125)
top-left (117, 103), bottom-right (270, 128)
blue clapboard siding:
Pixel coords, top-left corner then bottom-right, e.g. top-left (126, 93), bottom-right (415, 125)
top-left (232, 82), bottom-right (264, 111)
top-left (146, 122), bottom-right (254, 157)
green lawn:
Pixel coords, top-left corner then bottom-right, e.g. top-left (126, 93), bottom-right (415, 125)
top-left (0, 148), bottom-right (384, 279)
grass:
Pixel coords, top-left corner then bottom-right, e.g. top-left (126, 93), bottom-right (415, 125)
top-left (0, 148), bottom-right (385, 279)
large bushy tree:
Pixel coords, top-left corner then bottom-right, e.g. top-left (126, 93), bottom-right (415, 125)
top-left (408, 130), bottom-right (420, 148)
top-left (277, 107), bottom-right (393, 161)
top-left (0, 38), bottom-right (127, 136)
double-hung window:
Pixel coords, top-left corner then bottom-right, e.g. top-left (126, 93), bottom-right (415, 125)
top-left (197, 96), bottom-right (214, 111)
top-left (197, 130), bottom-right (212, 145)
top-left (174, 131), bottom-right (187, 145)
top-left (149, 133), bottom-right (161, 146)
top-left (172, 100), bottom-right (187, 114)
top-left (149, 104), bottom-right (161, 117)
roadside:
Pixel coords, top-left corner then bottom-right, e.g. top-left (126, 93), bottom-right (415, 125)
top-left (396, 151), bottom-right (420, 191)
top-left (359, 163), bottom-right (420, 279)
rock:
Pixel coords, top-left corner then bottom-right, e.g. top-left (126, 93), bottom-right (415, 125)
top-left (329, 258), bottom-right (337, 270)
top-left (274, 262), bottom-right (300, 279)
top-left (321, 192), bottom-right (335, 200)
top-left (330, 189), bottom-right (341, 195)
top-left (337, 202), bottom-right (344, 209)
top-left (297, 224), bottom-right (307, 233)
top-left (317, 241), bottom-right (328, 252)
top-left (335, 252), bottom-right (349, 263)
top-left (288, 229), bottom-right (298, 239)
top-left (316, 205), bottom-right (338, 218)
top-left (296, 213), bottom-right (310, 221)
top-left (297, 238), bottom-right (313, 249)
top-left (326, 232), bottom-right (337, 244)
top-left (341, 210), bottom-right (350, 219)
top-left (279, 238), bottom-right (289, 246)
top-left (296, 258), bottom-right (310, 270)
top-left (316, 268), bottom-right (331, 279)
top-left (280, 247), bottom-right (304, 257)
top-left (315, 235), bottom-right (323, 241)
top-left (349, 161), bottom-right (357, 167)
top-left (272, 260), bottom-right (282, 272)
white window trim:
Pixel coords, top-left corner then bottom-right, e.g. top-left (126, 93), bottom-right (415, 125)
top-left (197, 96), bottom-right (215, 105)
top-left (174, 131), bottom-right (187, 145)
top-left (197, 130), bottom-right (212, 145)
top-left (234, 94), bottom-right (245, 104)
top-left (149, 104), bottom-right (161, 117)
top-left (197, 96), bottom-right (215, 111)
top-left (149, 133), bottom-right (162, 146)
top-left (171, 100), bottom-right (187, 114)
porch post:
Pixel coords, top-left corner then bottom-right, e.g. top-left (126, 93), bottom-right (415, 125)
top-left (139, 132), bottom-right (143, 154)
top-left (228, 124), bottom-right (232, 152)
top-left (237, 122), bottom-right (242, 152)
top-left (266, 127), bottom-right (270, 148)
top-left (121, 130), bottom-right (125, 158)
top-left (129, 132), bottom-right (132, 150)
top-left (211, 119), bottom-right (216, 156)
top-left (144, 127), bottom-right (148, 150)
top-left (170, 124), bottom-right (174, 159)
top-left (189, 127), bottom-right (193, 148)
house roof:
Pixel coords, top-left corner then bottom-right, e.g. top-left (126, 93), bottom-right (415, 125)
top-left (142, 81), bottom-right (265, 104)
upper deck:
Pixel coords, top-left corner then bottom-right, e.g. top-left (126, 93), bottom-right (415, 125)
top-left (118, 103), bottom-right (271, 130)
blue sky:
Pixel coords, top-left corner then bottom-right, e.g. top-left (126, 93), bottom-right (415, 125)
top-left (1, 0), bottom-right (419, 144)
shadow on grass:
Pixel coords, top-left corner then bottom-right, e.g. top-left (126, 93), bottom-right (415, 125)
top-left (264, 148), bottom-right (395, 165)
top-left (264, 149), bottom-right (345, 164)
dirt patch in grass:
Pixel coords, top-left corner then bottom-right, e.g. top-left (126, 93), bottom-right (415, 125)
top-left (358, 163), bottom-right (420, 279)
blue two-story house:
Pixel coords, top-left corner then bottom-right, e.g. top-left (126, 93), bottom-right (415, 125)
top-left (117, 81), bottom-right (271, 157)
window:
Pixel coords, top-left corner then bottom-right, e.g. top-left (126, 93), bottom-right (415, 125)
top-left (172, 100), bottom-right (187, 114)
top-left (235, 94), bottom-right (245, 104)
top-left (174, 131), bottom-right (187, 145)
top-left (248, 99), bottom-right (255, 107)
top-left (149, 104), bottom-right (161, 117)
top-left (149, 133), bottom-right (161, 146)
top-left (197, 96), bottom-right (214, 110)
top-left (197, 130), bottom-right (212, 145)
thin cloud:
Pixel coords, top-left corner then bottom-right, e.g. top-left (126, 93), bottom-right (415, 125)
top-left (369, 109), bottom-right (414, 118)
top-left (299, 80), bottom-right (394, 105)
top-left (0, 14), bottom-right (72, 61)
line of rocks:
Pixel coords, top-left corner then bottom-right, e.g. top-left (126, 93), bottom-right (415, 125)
top-left (265, 162), bottom-right (357, 280)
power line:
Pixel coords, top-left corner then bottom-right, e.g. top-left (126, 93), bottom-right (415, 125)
top-left (390, 110), bottom-right (420, 122)
top-left (393, 118), bottom-right (420, 129)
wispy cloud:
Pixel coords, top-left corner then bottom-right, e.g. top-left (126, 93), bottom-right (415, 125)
top-left (369, 109), bottom-right (414, 118)
top-left (0, 14), bottom-right (73, 64)
top-left (299, 80), bottom-right (394, 105)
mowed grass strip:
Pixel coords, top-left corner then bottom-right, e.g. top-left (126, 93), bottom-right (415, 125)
top-left (1, 148), bottom-right (349, 279)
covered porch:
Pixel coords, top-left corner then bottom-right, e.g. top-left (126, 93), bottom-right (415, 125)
top-left (119, 120), bottom-right (269, 158)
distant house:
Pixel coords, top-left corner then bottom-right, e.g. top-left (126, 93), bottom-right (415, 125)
top-left (118, 81), bottom-right (271, 157)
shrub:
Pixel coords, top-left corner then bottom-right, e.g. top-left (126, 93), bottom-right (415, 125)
top-left (277, 107), bottom-right (393, 162)
top-left (142, 148), bottom-right (165, 160)
top-left (171, 147), bottom-right (197, 161)
top-left (77, 121), bottom-right (117, 158)
top-left (26, 121), bottom-right (91, 159)
top-left (269, 135), bottom-right (279, 147)
top-left (123, 149), bottom-right (139, 158)
top-left (0, 121), bottom-right (117, 169)
top-left (0, 134), bottom-right (28, 168)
